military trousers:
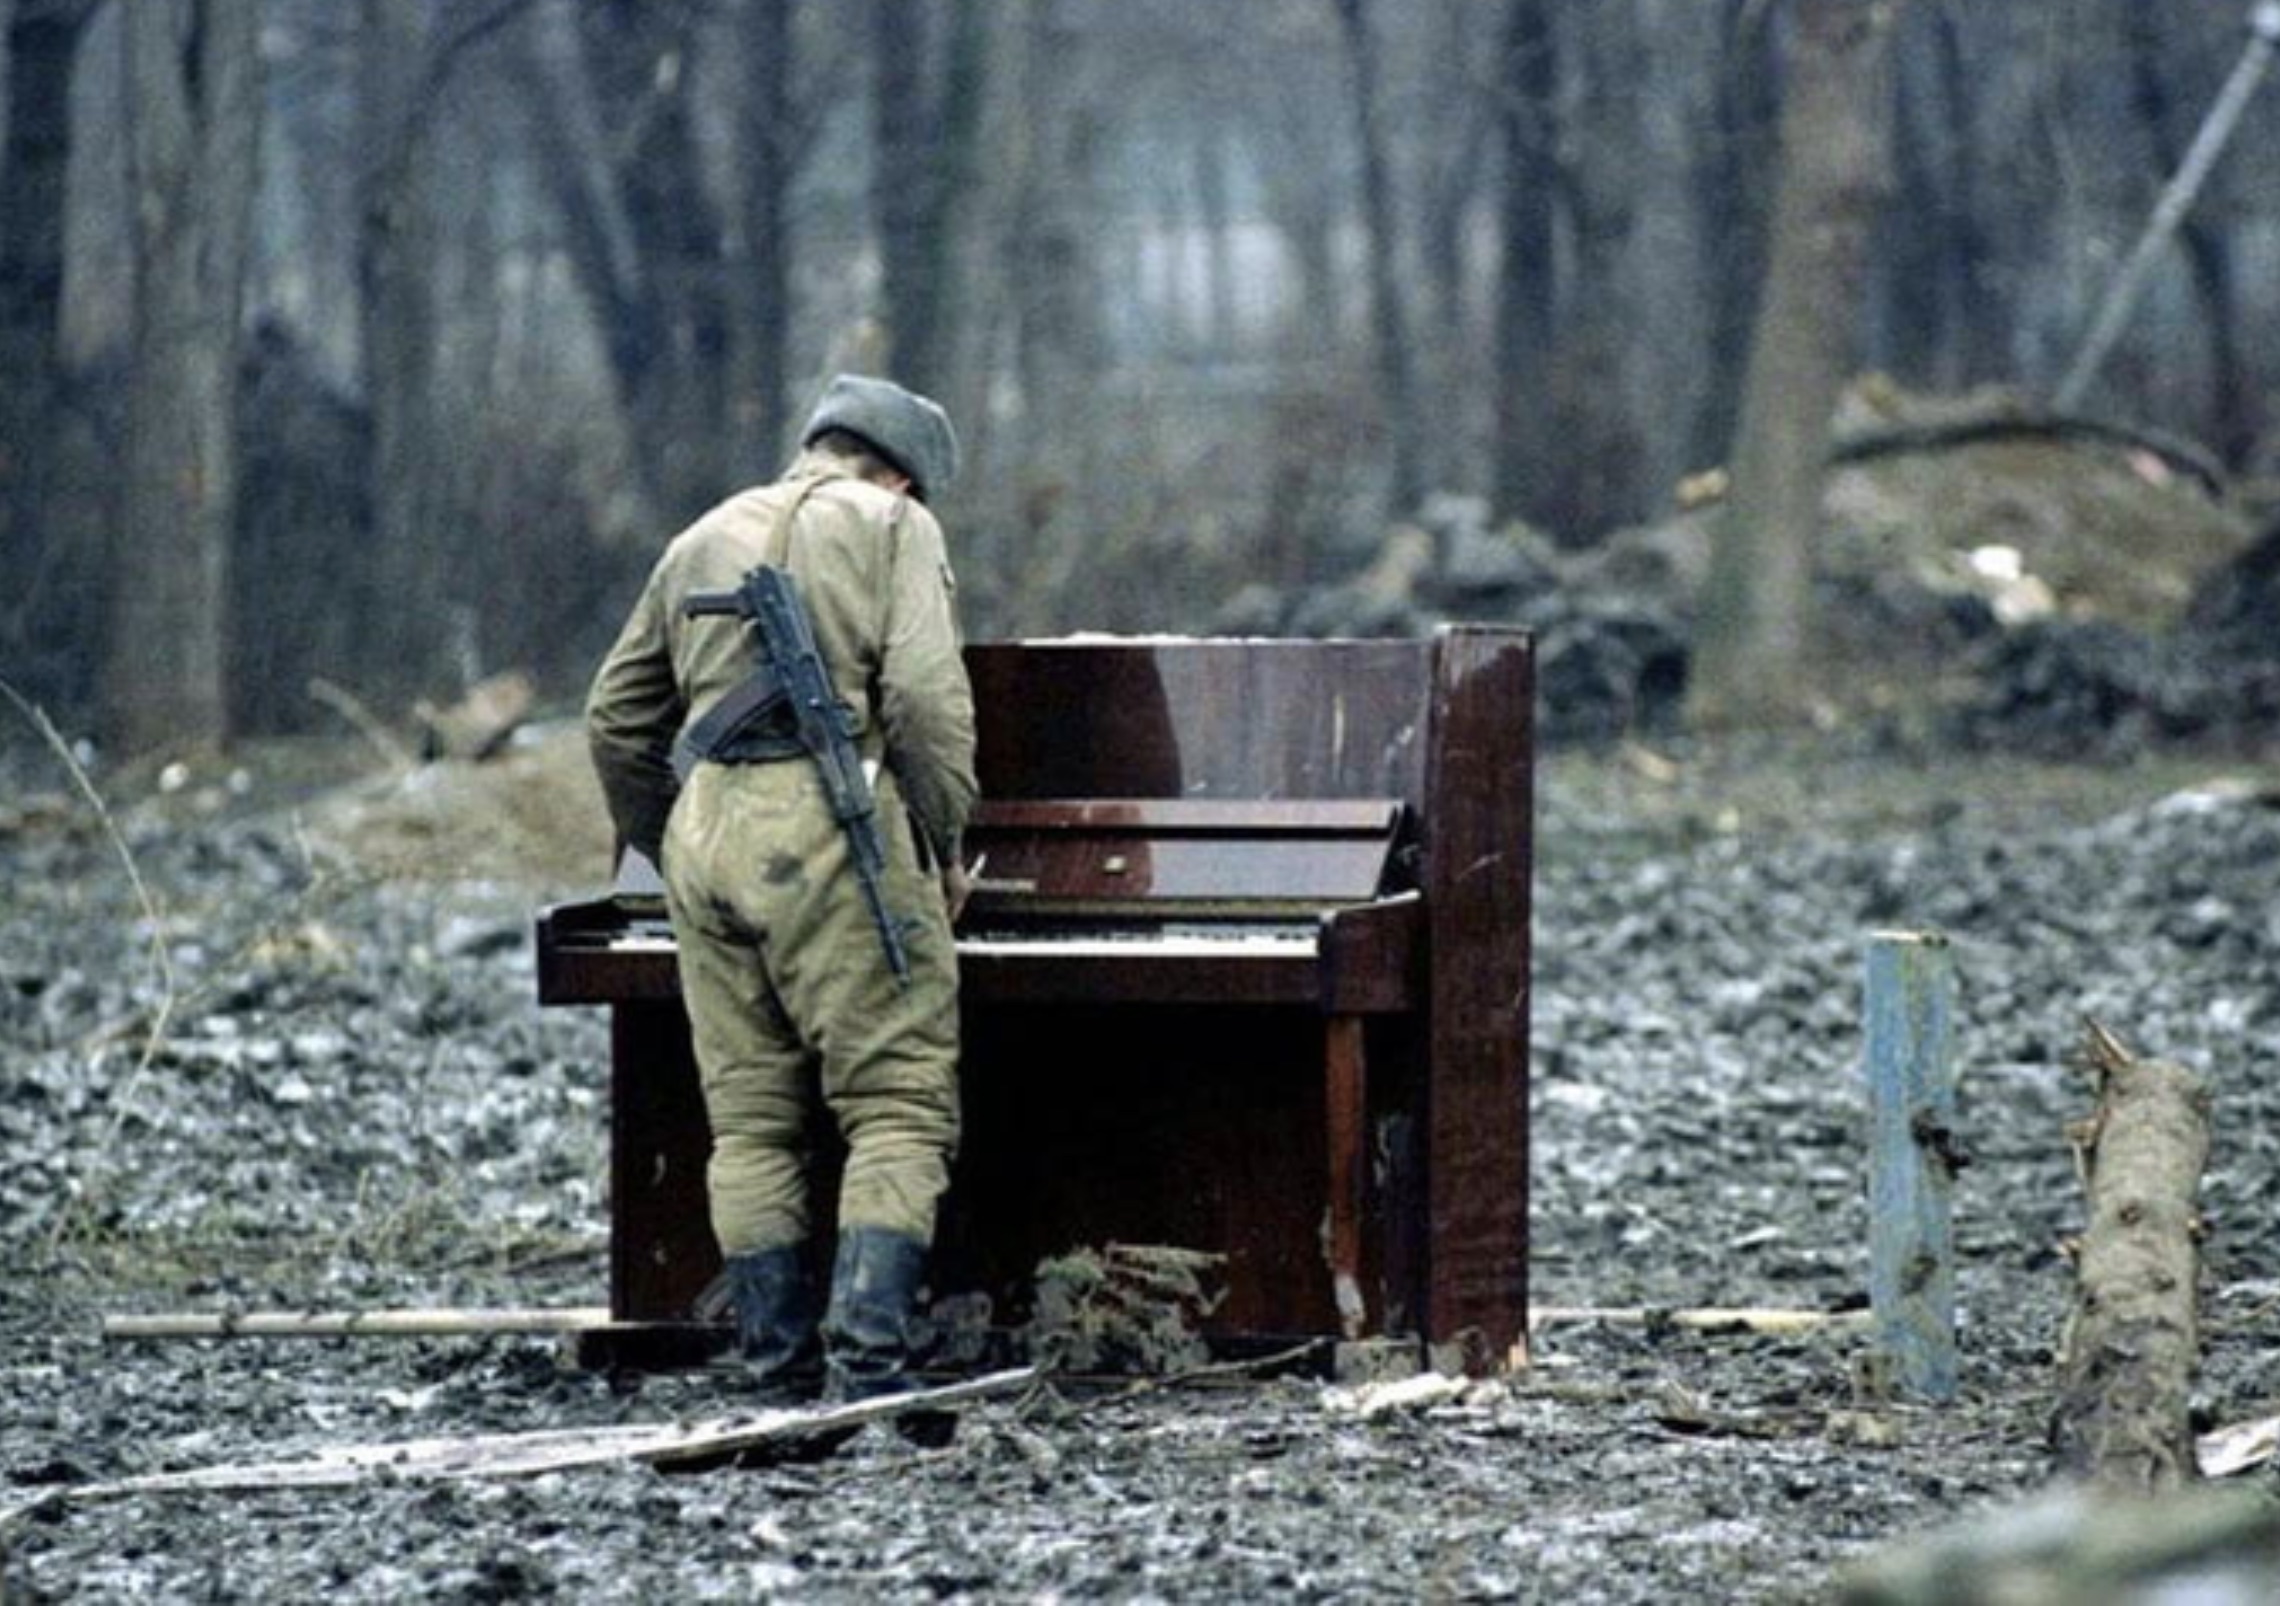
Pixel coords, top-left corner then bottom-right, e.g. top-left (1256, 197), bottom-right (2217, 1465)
top-left (661, 758), bottom-right (960, 1256)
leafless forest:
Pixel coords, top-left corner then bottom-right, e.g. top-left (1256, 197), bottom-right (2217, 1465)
top-left (10, 6), bottom-right (2280, 1599)
top-left (6, 0), bottom-right (2280, 749)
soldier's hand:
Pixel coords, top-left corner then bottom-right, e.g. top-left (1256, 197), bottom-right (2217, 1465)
top-left (941, 859), bottom-right (973, 923)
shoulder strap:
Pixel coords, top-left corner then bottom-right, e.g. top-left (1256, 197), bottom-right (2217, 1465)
top-left (763, 473), bottom-right (836, 570)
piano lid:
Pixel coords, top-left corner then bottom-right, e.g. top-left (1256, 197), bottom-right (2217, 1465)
top-left (962, 797), bottom-right (1405, 921)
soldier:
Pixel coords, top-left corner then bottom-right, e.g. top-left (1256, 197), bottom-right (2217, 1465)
top-left (586, 375), bottom-right (976, 1403)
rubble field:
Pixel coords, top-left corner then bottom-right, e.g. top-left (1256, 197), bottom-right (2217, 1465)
top-left (4, 725), bottom-right (2277, 1601)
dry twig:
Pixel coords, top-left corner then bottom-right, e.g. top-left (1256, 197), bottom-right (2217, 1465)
top-left (1, 681), bottom-right (180, 1255)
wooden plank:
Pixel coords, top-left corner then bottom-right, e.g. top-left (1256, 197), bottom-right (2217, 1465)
top-left (1530, 1305), bottom-right (1871, 1336)
top-left (1863, 930), bottom-right (1958, 1401)
top-left (104, 1307), bottom-right (615, 1340)
top-left (42, 1369), bottom-right (1038, 1501)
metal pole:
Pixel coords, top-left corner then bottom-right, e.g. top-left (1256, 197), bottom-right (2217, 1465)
top-left (2054, 3), bottom-right (2280, 412)
top-left (1864, 930), bottom-right (1958, 1401)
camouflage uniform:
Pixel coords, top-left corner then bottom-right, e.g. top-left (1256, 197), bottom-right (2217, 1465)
top-left (587, 410), bottom-right (975, 1398)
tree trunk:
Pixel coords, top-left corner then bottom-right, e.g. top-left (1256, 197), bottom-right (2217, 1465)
top-left (2124, 6), bottom-right (2260, 472)
top-left (1880, 2), bottom-right (1986, 391)
top-left (1007, 0), bottom-right (1096, 455)
top-left (1490, 0), bottom-right (1556, 525)
top-left (512, 0), bottom-right (732, 529)
top-left (2050, 1025), bottom-right (2211, 1494)
top-left (108, 0), bottom-right (263, 753)
top-left (870, 0), bottom-right (987, 400)
top-left (729, 0), bottom-right (798, 478)
top-left (580, 0), bottom-right (731, 523)
top-left (1686, 0), bottom-right (1902, 731)
top-left (1688, 0), bottom-right (1782, 477)
top-left (1330, 0), bottom-right (1424, 519)
top-left (1541, 2), bottom-right (1650, 538)
top-left (1920, 1), bottom-right (1998, 386)
top-left (1840, 1487), bottom-right (2278, 1606)
top-left (357, 0), bottom-right (452, 703)
top-left (1417, 0), bottom-right (1488, 350)
top-left (0, 0), bottom-right (98, 663)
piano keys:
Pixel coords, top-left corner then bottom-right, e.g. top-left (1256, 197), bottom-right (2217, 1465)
top-left (535, 628), bottom-right (1533, 1372)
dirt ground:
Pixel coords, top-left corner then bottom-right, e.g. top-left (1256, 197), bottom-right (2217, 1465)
top-left (3, 720), bottom-right (2277, 1601)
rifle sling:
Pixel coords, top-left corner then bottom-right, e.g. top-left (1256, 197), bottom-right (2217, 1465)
top-left (671, 472), bottom-right (842, 785)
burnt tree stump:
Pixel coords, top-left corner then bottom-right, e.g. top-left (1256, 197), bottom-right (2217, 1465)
top-left (2049, 1022), bottom-right (2212, 1493)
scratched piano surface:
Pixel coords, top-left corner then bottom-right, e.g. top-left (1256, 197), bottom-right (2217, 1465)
top-left (536, 632), bottom-right (1533, 1368)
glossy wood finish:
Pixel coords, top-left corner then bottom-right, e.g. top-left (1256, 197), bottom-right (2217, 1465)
top-left (1420, 627), bottom-right (1535, 1367)
top-left (962, 797), bottom-right (1402, 919)
top-left (1324, 1015), bottom-right (1369, 1338)
top-left (608, 1003), bottom-right (713, 1321)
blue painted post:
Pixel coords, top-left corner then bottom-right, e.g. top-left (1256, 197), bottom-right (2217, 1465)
top-left (1864, 930), bottom-right (1958, 1401)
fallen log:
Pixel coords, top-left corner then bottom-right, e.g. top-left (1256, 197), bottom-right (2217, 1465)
top-left (1838, 1486), bottom-right (2280, 1606)
top-left (2049, 1021), bottom-right (2212, 1492)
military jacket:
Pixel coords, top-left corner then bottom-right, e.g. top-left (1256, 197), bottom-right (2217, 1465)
top-left (586, 451), bottom-right (978, 869)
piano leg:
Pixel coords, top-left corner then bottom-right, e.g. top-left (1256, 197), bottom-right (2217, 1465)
top-left (1324, 1014), bottom-right (1368, 1340)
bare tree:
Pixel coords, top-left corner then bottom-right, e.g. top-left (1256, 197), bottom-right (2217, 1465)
top-left (356, 0), bottom-right (450, 699)
top-left (728, 0), bottom-right (801, 476)
top-left (1687, 0), bottom-right (1906, 730)
top-left (870, 0), bottom-right (989, 398)
top-left (1538, 2), bottom-right (1651, 537)
top-left (0, 0), bottom-right (102, 666)
top-left (1490, 0), bottom-right (1556, 524)
top-left (1689, 0), bottom-right (1783, 470)
top-left (106, 0), bottom-right (263, 751)
top-left (1329, 0), bottom-right (1424, 517)
top-left (1415, 0), bottom-right (1493, 349)
top-left (1877, 0), bottom-right (1996, 392)
top-left (1004, 0), bottom-right (1098, 456)
top-left (344, 0), bottom-right (541, 702)
top-left (510, 0), bottom-right (735, 527)
top-left (2120, 2), bottom-right (2264, 469)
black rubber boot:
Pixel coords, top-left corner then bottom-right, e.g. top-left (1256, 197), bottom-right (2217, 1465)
top-left (822, 1227), bottom-right (955, 1446)
top-left (722, 1246), bottom-right (822, 1405)
top-left (821, 1227), bottom-right (927, 1402)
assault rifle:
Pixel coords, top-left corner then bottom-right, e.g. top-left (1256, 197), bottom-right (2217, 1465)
top-left (682, 566), bottom-right (912, 987)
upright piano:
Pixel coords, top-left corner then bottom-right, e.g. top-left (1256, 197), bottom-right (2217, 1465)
top-left (536, 629), bottom-right (1533, 1372)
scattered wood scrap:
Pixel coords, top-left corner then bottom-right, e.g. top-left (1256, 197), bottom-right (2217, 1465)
top-left (2196, 1410), bottom-right (2280, 1480)
top-left (1528, 1305), bottom-right (1870, 1338)
top-left (103, 1306), bottom-right (616, 1341)
top-left (2050, 1021), bottom-right (2212, 1493)
top-left (306, 677), bottom-right (418, 771)
top-left (413, 669), bottom-right (535, 762)
top-left (1, 1368), bottom-right (1035, 1525)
